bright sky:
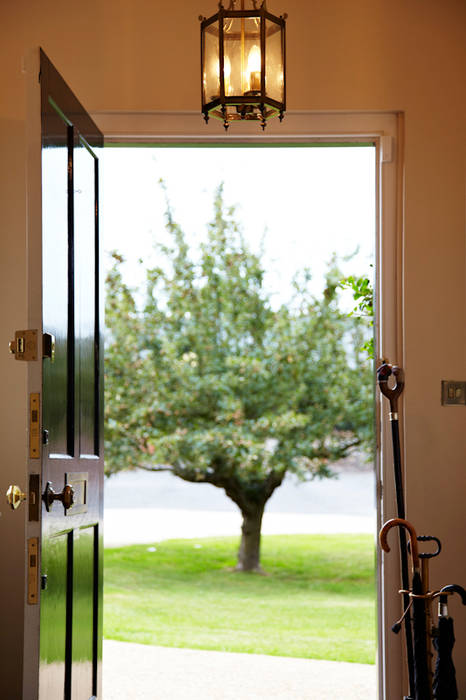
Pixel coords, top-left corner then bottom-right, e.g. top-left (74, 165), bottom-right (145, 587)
top-left (102, 146), bottom-right (375, 309)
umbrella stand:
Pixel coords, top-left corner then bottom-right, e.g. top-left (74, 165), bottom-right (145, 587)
top-left (432, 585), bottom-right (466, 700)
top-left (380, 518), bottom-right (431, 700)
top-left (378, 364), bottom-right (415, 699)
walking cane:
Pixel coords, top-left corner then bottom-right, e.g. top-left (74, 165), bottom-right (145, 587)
top-left (377, 363), bottom-right (415, 699)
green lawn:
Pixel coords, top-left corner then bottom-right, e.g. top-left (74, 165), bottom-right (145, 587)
top-left (104, 534), bottom-right (376, 664)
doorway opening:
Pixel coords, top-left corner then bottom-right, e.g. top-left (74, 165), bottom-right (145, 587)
top-left (101, 144), bottom-right (377, 699)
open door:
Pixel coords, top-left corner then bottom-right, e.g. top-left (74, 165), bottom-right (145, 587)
top-left (0, 48), bottom-right (103, 700)
top-left (38, 50), bottom-right (104, 700)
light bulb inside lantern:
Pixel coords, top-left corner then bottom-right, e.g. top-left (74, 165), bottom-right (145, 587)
top-left (215, 55), bottom-right (232, 95)
top-left (224, 55), bottom-right (232, 94)
top-left (247, 45), bottom-right (261, 92)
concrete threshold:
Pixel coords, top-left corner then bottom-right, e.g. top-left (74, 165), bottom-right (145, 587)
top-left (103, 640), bottom-right (377, 699)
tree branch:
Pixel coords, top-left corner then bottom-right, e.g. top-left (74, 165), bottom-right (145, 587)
top-left (137, 464), bottom-right (174, 473)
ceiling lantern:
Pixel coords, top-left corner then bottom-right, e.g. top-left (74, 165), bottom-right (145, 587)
top-left (200, 1), bottom-right (287, 130)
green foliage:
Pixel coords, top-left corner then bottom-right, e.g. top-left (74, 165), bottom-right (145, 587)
top-left (104, 535), bottom-right (376, 664)
top-left (339, 273), bottom-right (374, 359)
top-left (105, 186), bottom-right (373, 506)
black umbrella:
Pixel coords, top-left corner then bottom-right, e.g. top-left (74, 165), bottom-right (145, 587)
top-left (377, 363), bottom-right (415, 699)
top-left (432, 584), bottom-right (466, 700)
top-left (380, 518), bottom-right (430, 700)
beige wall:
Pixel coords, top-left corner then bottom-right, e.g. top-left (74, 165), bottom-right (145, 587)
top-left (0, 122), bottom-right (28, 698)
top-left (1, 0), bottom-right (465, 698)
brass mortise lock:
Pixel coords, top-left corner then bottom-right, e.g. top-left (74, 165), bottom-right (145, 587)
top-left (8, 330), bottom-right (55, 361)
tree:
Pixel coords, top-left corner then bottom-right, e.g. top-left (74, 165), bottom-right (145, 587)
top-left (339, 272), bottom-right (374, 359)
top-left (105, 187), bottom-right (373, 572)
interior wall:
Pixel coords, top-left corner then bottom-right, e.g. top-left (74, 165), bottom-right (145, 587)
top-left (0, 1), bottom-right (465, 698)
top-left (0, 122), bottom-right (28, 699)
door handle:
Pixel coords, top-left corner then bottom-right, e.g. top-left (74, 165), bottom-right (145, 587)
top-left (6, 484), bottom-right (27, 510)
top-left (42, 481), bottom-right (75, 512)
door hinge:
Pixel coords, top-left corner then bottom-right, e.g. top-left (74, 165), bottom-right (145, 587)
top-left (9, 330), bottom-right (38, 361)
top-left (376, 480), bottom-right (384, 502)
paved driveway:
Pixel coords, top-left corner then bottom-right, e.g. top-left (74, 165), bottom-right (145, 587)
top-left (104, 464), bottom-right (376, 546)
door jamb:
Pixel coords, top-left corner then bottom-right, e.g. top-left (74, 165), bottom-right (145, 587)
top-left (23, 47), bottom-right (44, 700)
top-left (95, 109), bottom-right (405, 700)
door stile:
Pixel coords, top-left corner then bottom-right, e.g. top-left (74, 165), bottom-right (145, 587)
top-left (65, 531), bottom-right (74, 700)
top-left (93, 151), bottom-right (104, 697)
top-left (68, 124), bottom-right (76, 460)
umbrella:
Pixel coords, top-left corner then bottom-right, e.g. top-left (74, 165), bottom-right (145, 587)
top-left (380, 518), bottom-right (430, 700)
top-left (377, 363), bottom-right (415, 698)
top-left (432, 584), bottom-right (466, 700)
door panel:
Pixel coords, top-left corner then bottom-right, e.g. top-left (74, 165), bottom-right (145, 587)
top-left (74, 138), bottom-right (99, 458)
top-left (38, 531), bottom-right (70, 696)
top-left (71, 525), bottom-right (97, 700)
top-left (39, 50), bottom-right (103, 700)
top-left (41, 124), bottom-right (72, 458)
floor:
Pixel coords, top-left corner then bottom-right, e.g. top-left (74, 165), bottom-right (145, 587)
top-left (103, 640), bottom-right (377, 700)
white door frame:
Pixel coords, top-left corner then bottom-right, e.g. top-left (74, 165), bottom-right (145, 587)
top-left (92, 108), bottom-right (406, 700)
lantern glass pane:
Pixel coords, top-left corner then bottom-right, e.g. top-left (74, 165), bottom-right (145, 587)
top-left (203, 23), bottom-right (220, 103)
top-left (265, 19), bottom-right (284, 103)
top-left (223, 16), bottom-right (261, 96)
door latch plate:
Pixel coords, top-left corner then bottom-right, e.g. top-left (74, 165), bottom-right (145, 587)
top-left (30, 393), bottom-right (40, 459)
top-left (28, 537), bottom-right (39, 605)
top-left (29, 474), bottom-right (40, 522)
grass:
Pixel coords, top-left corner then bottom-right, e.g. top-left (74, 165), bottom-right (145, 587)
top-left (104, 534), bottom-right (376, 664)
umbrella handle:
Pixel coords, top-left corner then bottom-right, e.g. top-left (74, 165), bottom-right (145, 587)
top-left (377, 363), bottom-right (405, 414)
top-left (417, 535), bottom-right (442, 559)
top-left (439, 584), bottom-right (466, 606)
top-left (380, 517), bottom-right (420, 571)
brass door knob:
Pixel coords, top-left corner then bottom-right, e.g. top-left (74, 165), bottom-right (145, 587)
top-left (6, 485), bottom-right (27, 510)
top-left (42, 481), bottom-right (75, 512)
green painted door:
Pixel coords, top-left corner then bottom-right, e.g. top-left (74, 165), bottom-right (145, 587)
top-left (39, 50), bottom-right (104, 700)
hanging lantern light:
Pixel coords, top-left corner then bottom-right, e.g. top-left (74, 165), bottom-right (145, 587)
top-left (200, 1), bottom-right (287, 130)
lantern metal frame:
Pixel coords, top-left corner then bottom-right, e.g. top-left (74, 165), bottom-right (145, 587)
top-left (200, 0), bottom-right (287, 130)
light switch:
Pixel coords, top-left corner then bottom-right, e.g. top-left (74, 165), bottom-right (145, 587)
top-left (441, 381), bottom-right (466, 405)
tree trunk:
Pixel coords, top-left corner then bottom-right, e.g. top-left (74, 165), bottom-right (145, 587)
top-left (236, 505), bottom-right (265, 572)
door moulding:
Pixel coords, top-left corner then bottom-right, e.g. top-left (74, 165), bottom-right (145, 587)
top-left (91, 108), bottom-right (404, 700)
top-left (93, 109), bottom-right (398, 144)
